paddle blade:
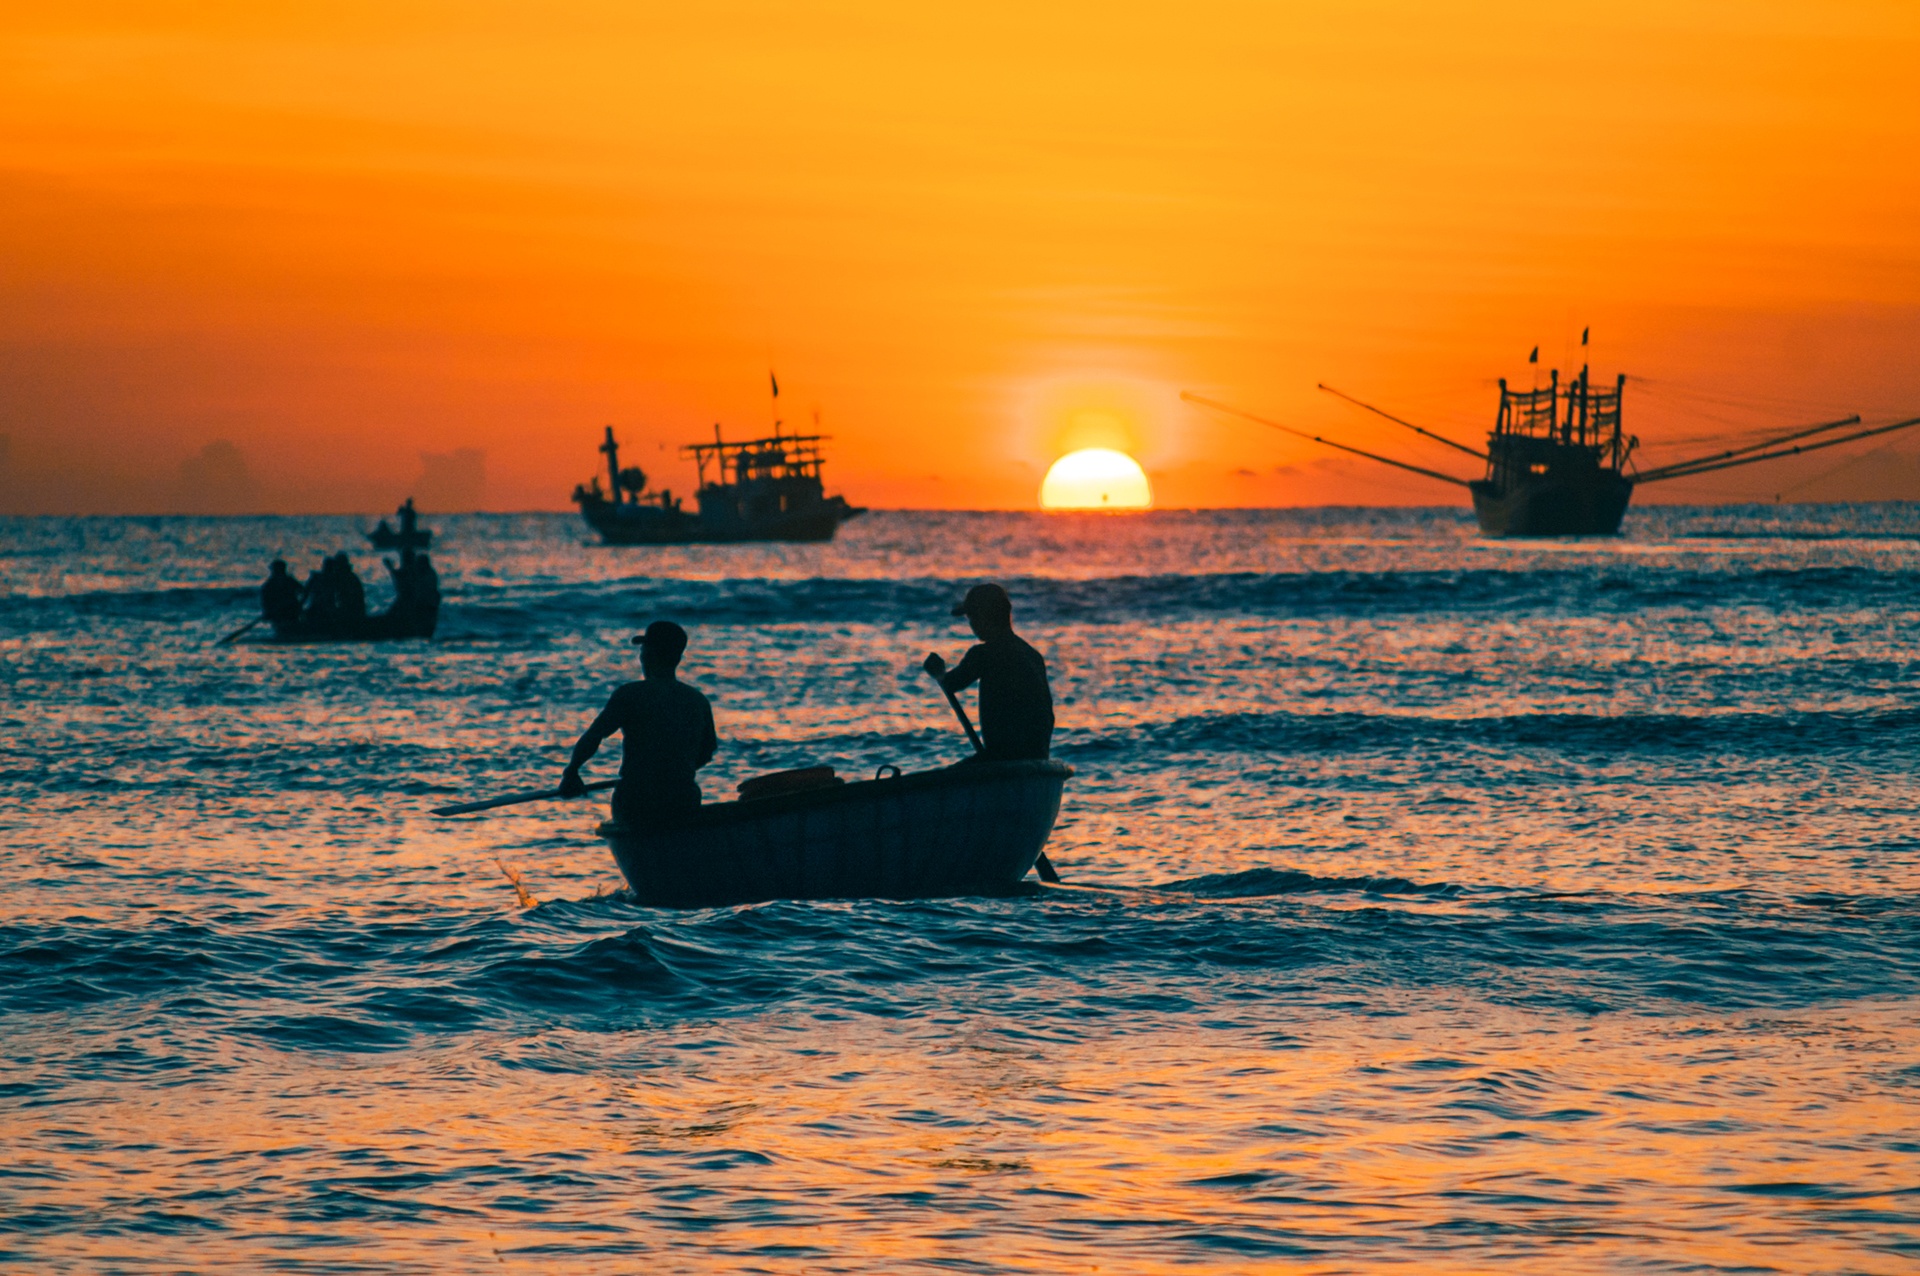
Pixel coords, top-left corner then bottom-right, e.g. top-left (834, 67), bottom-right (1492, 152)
top-left (1034, 852), bottom-right (1061, 884)
top-left (215, 615), bottom-right (265, 646)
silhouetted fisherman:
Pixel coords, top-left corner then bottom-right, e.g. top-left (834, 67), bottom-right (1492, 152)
top-left (924, 583), bottom-right (1054, 760)
top-left (560, 621), bottom-right (718, 829)
top-left (299, 561), bottom-right (332, 629)
top-left (260, 559), bottom-right (302, 631)
top-left (386, 550), bottom-right (440, 621)
top-left (332, 554), bottom-right (368, 626)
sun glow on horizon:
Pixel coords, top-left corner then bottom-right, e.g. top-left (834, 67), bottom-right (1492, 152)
top-left (1039, 449), bottom-right (1152, 510)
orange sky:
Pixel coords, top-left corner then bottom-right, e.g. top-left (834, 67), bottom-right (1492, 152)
top-left (2, 0), bottom-right (1918, 513)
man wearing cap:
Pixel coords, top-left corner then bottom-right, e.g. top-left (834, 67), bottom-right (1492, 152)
top-left (923, 583), bottom-right (1054, 761)
top-left (560, 621), bottom-right (718, 829)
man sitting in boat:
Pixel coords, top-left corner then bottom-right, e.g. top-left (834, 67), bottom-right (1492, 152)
top-left (386, 551), bottom-right (441, 623)
top-left (260, 559), bottom-right (302, 632)
top-left (298, 558), bottom-right (335, 631)
top-left (332, 554), bottom-right (368, 625)
top-left (559, 620), bottom-right (718, 829)
top-left (924, 583), bottom-right (1054, 760)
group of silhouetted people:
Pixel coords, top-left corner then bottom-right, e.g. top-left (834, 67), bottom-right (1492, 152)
top-left (385, 550), bottom-right (441, 624)
top-left (562, 582), bottom-right (1053, 835)
top-left (259, 548), bottom-right (439, 640)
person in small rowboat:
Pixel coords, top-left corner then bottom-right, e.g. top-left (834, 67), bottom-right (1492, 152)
top-left (332, 554), bottom-right (368, 626)
top-left (298, 561), bottom-right (330, 628)
top-left (260, 559), bottom-right (302, 632)
top-left (385, 550), bottom-right (441, 626)
top-left (559, 620), bottom-right (718, 829)
top-left (924, 583), bottom-right (1054, 760)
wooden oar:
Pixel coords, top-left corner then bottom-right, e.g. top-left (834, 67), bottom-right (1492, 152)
top-left (216, 615), bottom-right (267, 646)
top-left (432, 779), bottom-right (616, 817)
top-left (924, 666), bottom-right (1061, 884)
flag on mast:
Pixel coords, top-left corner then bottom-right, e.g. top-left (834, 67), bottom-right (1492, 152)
top-left (1528, 346), bottom-right (1539, 363)
top-left (1581, 327), bottom-right (1589, 346)
top-left (770, 371), bottom-right (779, 399)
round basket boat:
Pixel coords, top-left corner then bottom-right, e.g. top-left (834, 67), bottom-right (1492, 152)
top-left (601, 759), bottom-right (1072, 908)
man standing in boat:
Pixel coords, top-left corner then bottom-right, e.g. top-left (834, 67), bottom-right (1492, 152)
top-left (559, 621), bottom-right (718, 829)
top-left (924, 583), bottom-right (1054, 760)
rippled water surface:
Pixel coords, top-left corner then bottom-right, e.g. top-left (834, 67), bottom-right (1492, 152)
top-left (4, 506), bottom-right (1918, 1272)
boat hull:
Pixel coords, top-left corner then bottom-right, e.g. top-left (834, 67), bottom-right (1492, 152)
top-left (265, 606), bottom-right (438, 643)
top-left (603, 759), bottom-right (1071, 907)
top-left (578, 495), bottom-right (862, 545)
top-left (367, 529), bottom-right (432, 551)
top-left (1470, 473), bottom-right (1634, 536)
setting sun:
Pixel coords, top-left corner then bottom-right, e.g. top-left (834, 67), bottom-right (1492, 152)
top-left (1039, 449), bottom-right (1152, 510)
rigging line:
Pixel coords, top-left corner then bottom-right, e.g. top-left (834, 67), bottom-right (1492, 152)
top-left (1772, 439), bottom-right (1902, 501)
top-left (1637, 415), bottom-right (1920, 485)
top-left (1635, 399), bottom-right (1813, 439)
top-left (1628, 376), bottom-right (1850, 414)
top-left (1641, 425), bottom-right (1806, 448)
top-left (1182, 392), bottom-right (1473, 488)
top-left (1314, 384), bottom-right (1488, 459)
top-left (1635, 414), bottom-right (1863, 481)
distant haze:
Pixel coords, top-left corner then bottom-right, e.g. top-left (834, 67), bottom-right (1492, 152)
top-left (2, 1), bottom-right (1917, 513)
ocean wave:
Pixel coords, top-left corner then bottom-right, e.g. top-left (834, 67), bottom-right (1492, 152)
top-left (1158, 867), bottom-right (1462, 897)
top-left (438, 566), bottom-right (1920, 632)
top-left (1108, 705), bottom-right (1920, 758)
top-left (12, 564), bottom-right (1920, 634)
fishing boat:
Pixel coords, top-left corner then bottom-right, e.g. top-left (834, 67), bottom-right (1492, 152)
top-left (367, 498), bottom-right (433, 552)
top-left (601, 759), bottom-right (1072, 907)
top-left (257, 541), bottom-right (439, 640)
top-left (263, 603), bottom-right (437, 643)
top-left (572, 424), bottom-right (864, 545)
top-left (1186, 355), bottom-right (1919, 538)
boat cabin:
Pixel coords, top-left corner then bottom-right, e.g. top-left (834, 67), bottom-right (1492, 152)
top-left (1485, 369), bottom-right (1633, 491)
top-left (684, 427), bottom-right (833, 526)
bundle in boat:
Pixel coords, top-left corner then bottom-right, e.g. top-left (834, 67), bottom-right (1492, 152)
top-left (601, 759), bottom-right (1071, 908)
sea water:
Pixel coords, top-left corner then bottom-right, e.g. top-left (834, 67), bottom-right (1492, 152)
top-left (2, 507), bottom-right (1916, 1272)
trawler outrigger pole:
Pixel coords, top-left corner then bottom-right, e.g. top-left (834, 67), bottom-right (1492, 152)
top-left (1633, 415), bottom-right (1901, 484)
top-left (1179, 392), bottom-right (1472, 488)
top-left (1316, 384), bottom-right (1487, 460)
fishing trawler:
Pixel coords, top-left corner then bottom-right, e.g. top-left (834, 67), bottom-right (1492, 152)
top-left (572, 424), bottom-right (865, 545)
top-left (1470, 369), bottom-right (1635, 535)
top-left (1186, 352), bottom-right (1918, 537)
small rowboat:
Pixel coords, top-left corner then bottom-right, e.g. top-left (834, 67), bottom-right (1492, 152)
top-left (602, 759), bottom-right (1072, 907)
top-left (262, 604), bottom-right (437, 644)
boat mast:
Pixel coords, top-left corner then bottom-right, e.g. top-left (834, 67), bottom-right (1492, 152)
top-left (600, 426), bottom-right (622, 504)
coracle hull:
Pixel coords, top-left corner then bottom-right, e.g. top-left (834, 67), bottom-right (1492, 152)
top-left (1470, 474), bottom-right (1633, 536)
top-left (603, 759), bottom-right (1071, 907)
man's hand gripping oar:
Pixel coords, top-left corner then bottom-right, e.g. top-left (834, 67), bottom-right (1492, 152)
top-left (922, 654), bottom-right (1061, 884)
